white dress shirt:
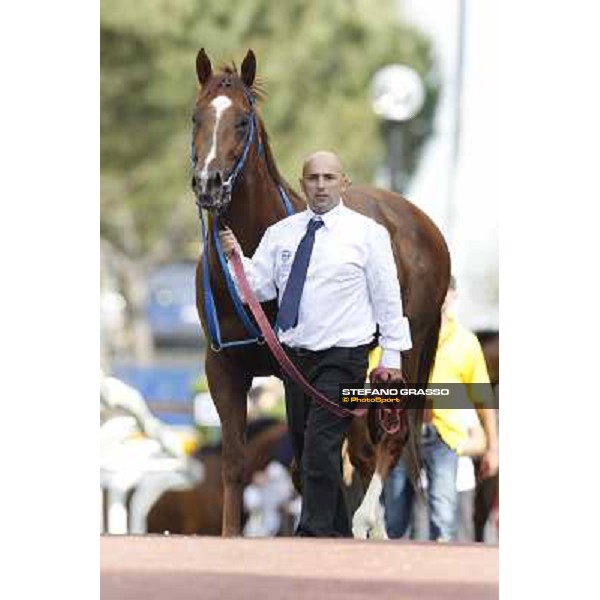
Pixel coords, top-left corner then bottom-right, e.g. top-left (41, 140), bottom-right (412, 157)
top-left (228, 200), bottom-right (412, 368)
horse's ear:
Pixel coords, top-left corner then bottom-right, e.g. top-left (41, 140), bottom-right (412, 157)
top-left (240, 49), bottom-right (256, 89)
top-left (196, 48), bottom-right (213, 86)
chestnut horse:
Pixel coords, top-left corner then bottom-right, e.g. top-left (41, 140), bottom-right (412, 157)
top-left (191, 48), bottom-right (450, 537)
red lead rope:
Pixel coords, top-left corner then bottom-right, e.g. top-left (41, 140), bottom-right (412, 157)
top-left (229, 249), bottom-right (367, 419)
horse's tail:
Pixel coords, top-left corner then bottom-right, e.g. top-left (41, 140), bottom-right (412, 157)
top-left (403, 312), bottom-right (442, 496)
top-left (417, 311), bottom-right (442, 385)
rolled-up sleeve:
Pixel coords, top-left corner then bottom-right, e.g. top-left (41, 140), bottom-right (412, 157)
top-left (227, 227), bottom-right (278, 303)
top-left (365, 223), bottom-right (412, 368)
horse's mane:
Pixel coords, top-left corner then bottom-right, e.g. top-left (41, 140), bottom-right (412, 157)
top-left (256, 117), bottom-right (294, 193)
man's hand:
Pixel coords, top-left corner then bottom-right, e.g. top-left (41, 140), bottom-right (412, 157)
top-left (370, 367), bottom-right (406, 384)
top-left (478, 446), bottom-right (499, 480)
top-left (218, 227), bottom-right (240, 259)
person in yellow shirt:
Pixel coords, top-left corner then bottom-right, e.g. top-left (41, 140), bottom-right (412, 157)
top-left (377, 276), bottom-right (499, 541)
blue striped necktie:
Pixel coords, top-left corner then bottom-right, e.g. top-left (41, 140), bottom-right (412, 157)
top-left (276, 218), bottom-right (324, 332)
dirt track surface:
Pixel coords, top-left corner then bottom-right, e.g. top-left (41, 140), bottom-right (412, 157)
top-left (101, 536), bottom-right (498, 600)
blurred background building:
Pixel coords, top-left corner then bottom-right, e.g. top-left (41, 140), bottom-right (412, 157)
top-left (393, 0), bottom-right (498, 332)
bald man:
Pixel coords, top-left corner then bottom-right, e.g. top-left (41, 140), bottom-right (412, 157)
top-left (220, 151), bottom-right (412, 537)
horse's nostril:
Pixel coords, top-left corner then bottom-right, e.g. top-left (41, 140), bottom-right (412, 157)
top-left (206, 171), bottom-right (224, 192)
top-left (191, 176), bottom-right (198, 190)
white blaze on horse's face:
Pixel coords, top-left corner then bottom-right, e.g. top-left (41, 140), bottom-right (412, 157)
top-left (199, 95), bottom-right (233, 192)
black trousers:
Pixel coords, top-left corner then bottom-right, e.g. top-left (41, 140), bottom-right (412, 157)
top-left (282, 344), bottom-right (370, 537)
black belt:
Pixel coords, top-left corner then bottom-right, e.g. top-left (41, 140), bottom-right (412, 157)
top-left (282, 343), bottom-right (372, 358)
top-left (282, 344), bottom-right (330, 358)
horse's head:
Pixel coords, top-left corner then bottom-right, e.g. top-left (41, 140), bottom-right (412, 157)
top-left (191, 48), bottom-right (260, 213)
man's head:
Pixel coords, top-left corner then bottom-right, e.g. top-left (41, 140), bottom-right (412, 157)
top-left (300, 151), bottom-right (347, 214)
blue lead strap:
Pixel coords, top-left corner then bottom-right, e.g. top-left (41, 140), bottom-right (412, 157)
top-left (200, 213), bottom-right (223, 348)
top-left (200, 210), bottom-right (262, 350)
top-left (211, 218), bottom-right (262, 338)
top-left (202, 250), bottom-right (223, 349)
top-left (200, 194), bottom-right (295, 349)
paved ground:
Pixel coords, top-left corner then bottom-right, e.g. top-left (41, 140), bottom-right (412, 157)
top-left (101, 536), bottom-right (498, 599)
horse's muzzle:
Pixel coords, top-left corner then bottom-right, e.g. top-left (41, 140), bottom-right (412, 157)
top-left (193, 187), bottom-right (232, 213)
top-left (192, 171), bottom-right (233, 213)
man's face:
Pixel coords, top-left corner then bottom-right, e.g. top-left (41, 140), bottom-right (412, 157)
top-left (300, 154), bottom-right (346, 214)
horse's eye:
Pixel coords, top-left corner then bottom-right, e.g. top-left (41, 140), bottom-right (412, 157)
top-left (236, 117), bottom-right (249, 130)
top-left (192, 114), bottom-right (201, 125)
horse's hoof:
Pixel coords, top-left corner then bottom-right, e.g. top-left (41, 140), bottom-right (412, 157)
top-left (352, 506), bottom-right (389, 540)
top-left (352, 523), bottom-right (369, 539)
top-left (369, 504), bottom-right (389, 540)
top-left (352, 511), bottom-right (373, 539)
top-left (368, 525), bottom-right (389, 540)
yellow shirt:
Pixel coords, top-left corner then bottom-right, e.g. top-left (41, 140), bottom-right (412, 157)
top-left (368, 316), bottom-right (493, 451)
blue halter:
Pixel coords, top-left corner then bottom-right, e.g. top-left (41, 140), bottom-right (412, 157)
top-left (193, 90), bottom-right (295, 351)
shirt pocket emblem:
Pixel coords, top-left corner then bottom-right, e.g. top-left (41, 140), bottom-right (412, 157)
top-left (277, 249), bottom-right (293, 288)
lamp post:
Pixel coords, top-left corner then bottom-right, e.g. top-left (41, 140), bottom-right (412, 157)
top-left (371, 65), bottom-right (425, 194)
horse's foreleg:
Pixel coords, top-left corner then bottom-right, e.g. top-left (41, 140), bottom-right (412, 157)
top-left (206, 351), bottom-right (251, 537)
top-left (352, 431), bottom-right (406, 540)
top-left (344, 416), bottom-right (375, 519)
top-left (220, 426), bottom-right (247, 536)
top-left (346, 416), bottom-right (376, 487)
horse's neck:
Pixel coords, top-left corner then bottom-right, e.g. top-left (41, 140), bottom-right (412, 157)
top-left (224, 151), bottom-right (299, 254)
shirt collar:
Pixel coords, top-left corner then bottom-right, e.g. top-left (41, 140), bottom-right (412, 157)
top-left (306, 199), bottom-right (345, 230)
